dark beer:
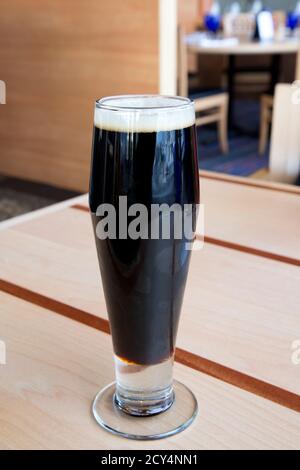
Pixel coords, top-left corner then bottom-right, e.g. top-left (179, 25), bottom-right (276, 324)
top-left (89, 97), bottom-right (199, 366)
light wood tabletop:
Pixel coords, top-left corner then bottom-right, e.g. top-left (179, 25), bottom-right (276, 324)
top-left (200, 172), bottom-right (300, 264)
top-left (187, 37), bottom-right (300, 56)
top-left (0, 173), bottom-right (300, 449)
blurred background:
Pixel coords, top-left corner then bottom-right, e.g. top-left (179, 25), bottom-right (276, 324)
top-left (0, 0), bottom-right (300, 221)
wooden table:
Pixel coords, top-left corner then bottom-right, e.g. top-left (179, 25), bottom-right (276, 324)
top-left (187, 38), bottom-right (300, 56)
top-left (187, 36), bottom-right (300, 127)
top-left (0, 172), bottom-right (300, 449)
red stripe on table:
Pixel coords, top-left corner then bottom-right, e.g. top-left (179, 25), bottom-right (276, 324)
top-left (72, 205), bottom-right (300, 267)
top-left (1, 278), bottom-right (299, 414)
top-left (0, 279), bottom-right (110, 334)
top-left (73, 204), bottom-right (90, 212)
top-left (201, 236), bottom-right (300, 267)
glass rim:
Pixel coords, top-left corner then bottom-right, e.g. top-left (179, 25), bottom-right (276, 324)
top-left (95, 95), bottom-right (193, 112)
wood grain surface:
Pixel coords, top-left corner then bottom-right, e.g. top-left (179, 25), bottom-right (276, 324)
top-left (199, 171), bottom-right (300, 195)
top-left (0, 0), bottom-right (159, 192)
top-left (1, 206), bottom-right (299, 398)
top-left (1, 176), bottom-right (300, 449)
top-left (1, 292), bottom-right (300, 450)
top-left (199, 177), bottom-right (300, 263)
top-left (74, 175), bottom-right (300, 264)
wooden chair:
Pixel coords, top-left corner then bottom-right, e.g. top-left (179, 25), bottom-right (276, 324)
top-left (178, 26), bottom-right (229, 154)
top-left (259, 94), bottom-right (274, 155)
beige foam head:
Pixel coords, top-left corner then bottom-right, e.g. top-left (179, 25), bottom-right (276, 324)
top-left (94, 95), bottom-right (195, 133)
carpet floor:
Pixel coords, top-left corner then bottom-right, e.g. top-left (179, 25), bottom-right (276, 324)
top-left (198, 99), bottom-right (269, 177)
top-left (0, 175), bottom-right (80, 222)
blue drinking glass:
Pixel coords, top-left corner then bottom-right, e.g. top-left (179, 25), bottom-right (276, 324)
top-left (287, 12), bottom-right (299, 32)
top-left (204, 14), bottom-right (221, 34)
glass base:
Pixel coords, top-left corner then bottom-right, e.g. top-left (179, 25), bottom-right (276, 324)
top-left (114, 355), bottom-right (174, 416)
top-left (92, 380), bottom-right (198, 441)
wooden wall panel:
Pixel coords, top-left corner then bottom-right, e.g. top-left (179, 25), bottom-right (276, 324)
top-left (0, 0), bottom-right (159, 192)
top-left (178, 0), bottom-right (213, 31)
top-left (177, 0), bottom-right (223, 87)
top-left (178, 0), bottom-right (202, 74)
top-left (178, 0), bottom-right (201, 33)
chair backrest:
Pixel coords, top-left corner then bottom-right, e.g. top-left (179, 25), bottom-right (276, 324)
top-left (177, 25), bottom-right (188, 97)
top-left (269, 84), bottom-right (300, 184)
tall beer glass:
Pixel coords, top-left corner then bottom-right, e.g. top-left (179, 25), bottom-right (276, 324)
top-left (89, 95), bottom-right (199, 440)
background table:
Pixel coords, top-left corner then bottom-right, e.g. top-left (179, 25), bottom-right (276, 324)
top-left (187, 38), bottom-right (300, 56)
top-left (0, 173), bottom-right (300, 449)
top-left (187, 37), bottom-right (300, 127)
